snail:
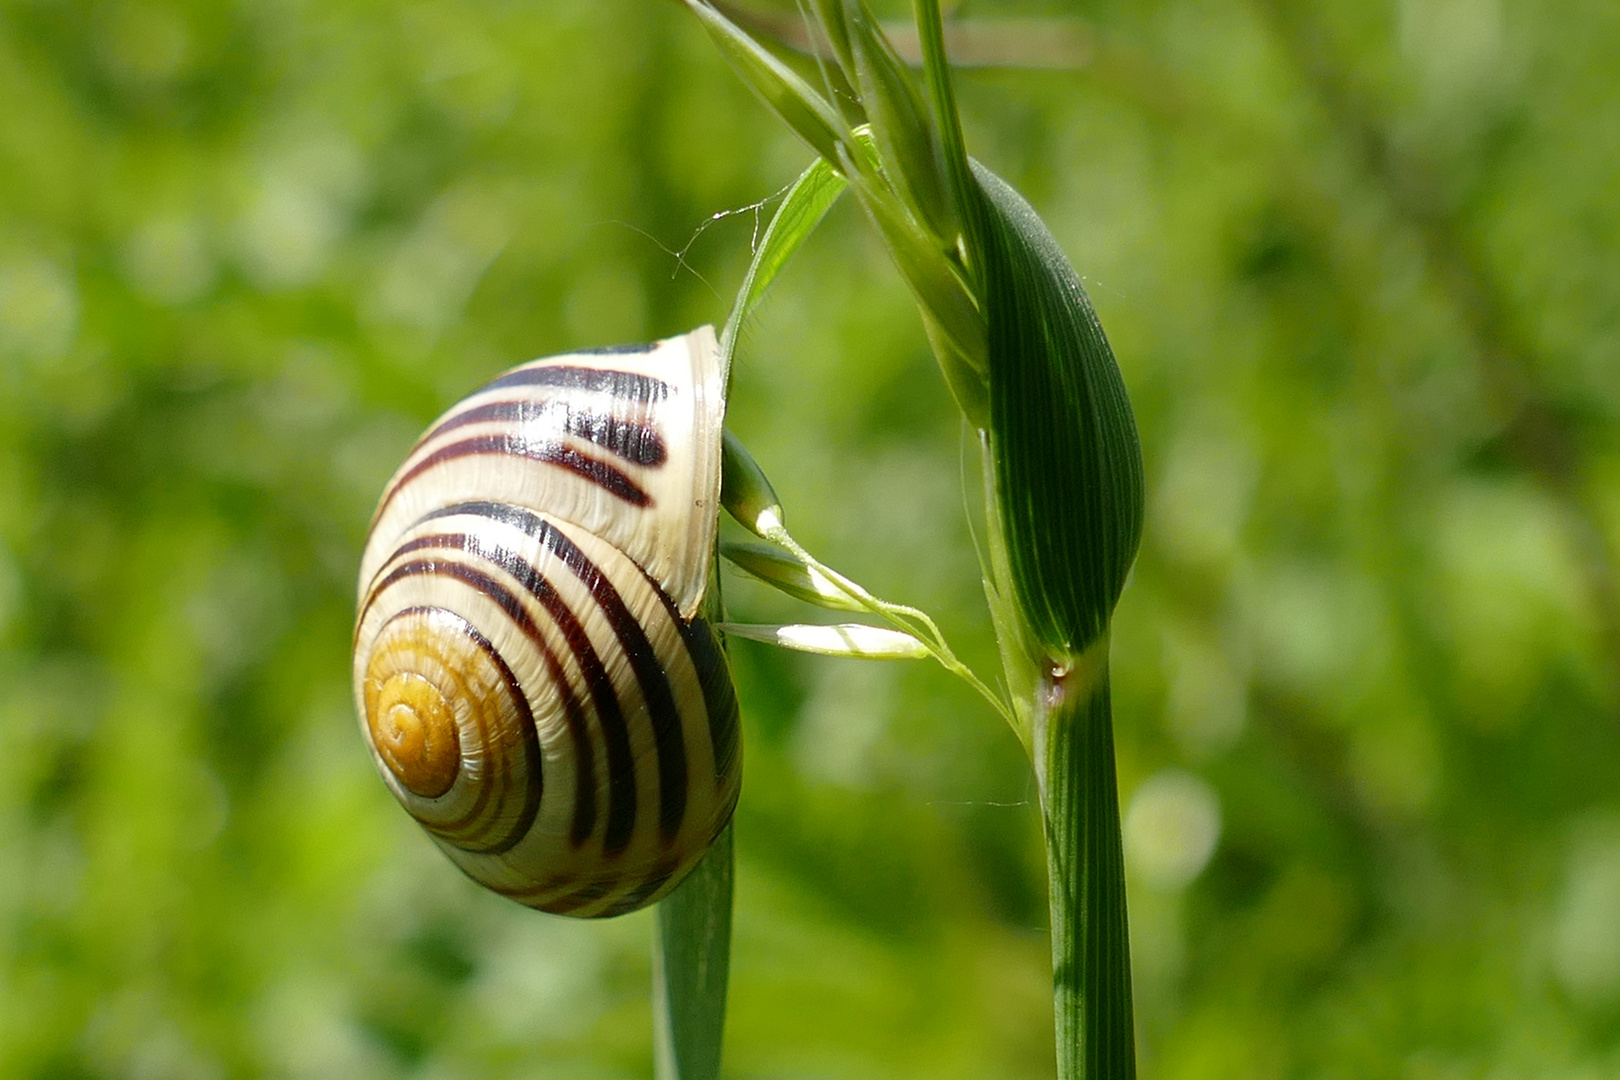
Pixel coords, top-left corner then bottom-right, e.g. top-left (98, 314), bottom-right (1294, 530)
top-left (353, 326), bottom-right (741, 918)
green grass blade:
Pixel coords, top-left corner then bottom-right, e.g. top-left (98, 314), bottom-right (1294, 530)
top-left (700, 1), bottom-right (865, 118)
top-left (683, 0), bottom-right (849, 165)
top-left (913, 0), bottom-right (980, 271)
top-left (721, 157), bottom-right (847, 363)
top-left (837, 138), bottom-right (985, 369)
top-left (678, 2), bottom-right (1094, 72)
top-left (845, 0), bottom-right (954, 243)
top-left (653, 823), bottom-right (735, 1080)
top-left (806, 0), bottom-right (855, 70)
top-left (973, 161), bottom-right (1144, 655)
top-left (839, 158), bottom-right (987, 421)
top-left (1040, 668), bottom-right (1135, 1080)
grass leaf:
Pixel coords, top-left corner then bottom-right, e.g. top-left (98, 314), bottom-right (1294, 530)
top-left (837, 138), bottom-right (987, 417)
top-left (721, 156), bottom-right (848, 363)
top-left (698, 0), bottom-right (871, 127)
top-left (653, 824), bottom-right (735, 1080)
top-left (845, 0), bottom-right (954, 242)
top-left (1038, 671), bottom-right (1135, 1080)
top-left (683, 0), bottom-right (850, 165)
top-left (914, 0), bottom-right (980, 273)
top-left (806, 0), bottom-right (855, 70)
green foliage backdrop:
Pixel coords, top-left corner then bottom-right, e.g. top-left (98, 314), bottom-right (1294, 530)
top-left (1, 0), bottom-right (1617, 1076)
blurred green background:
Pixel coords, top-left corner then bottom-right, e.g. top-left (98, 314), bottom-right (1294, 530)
top-left (2, 0), bottom-right (1618, 1076)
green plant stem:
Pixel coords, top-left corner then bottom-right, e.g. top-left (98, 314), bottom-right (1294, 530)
top-left (1038, 665), bottom-right (1135, 1080)
top-left (653, 822), bottom-right (735, 1080)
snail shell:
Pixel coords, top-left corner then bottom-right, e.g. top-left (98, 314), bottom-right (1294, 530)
top-left (354, 326), bottom-right (741, 918)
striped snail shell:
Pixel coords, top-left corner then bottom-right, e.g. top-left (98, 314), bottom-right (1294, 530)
top-left (354, 326), bottom-right (741, 918)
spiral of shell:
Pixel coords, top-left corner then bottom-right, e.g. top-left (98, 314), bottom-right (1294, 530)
top-left (353, 327), bottom-right (741, 918)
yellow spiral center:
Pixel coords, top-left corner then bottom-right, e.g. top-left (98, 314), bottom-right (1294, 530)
top-left (369, 672), bottom-right (461, 798)
top-left (360, 606), bottom-right (539, 851)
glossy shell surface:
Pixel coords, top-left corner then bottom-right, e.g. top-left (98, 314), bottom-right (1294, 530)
top-left (354, 327), bottom-right (740, 917)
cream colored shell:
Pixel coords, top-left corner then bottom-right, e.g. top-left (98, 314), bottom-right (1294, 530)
top-left (353, 327), bottom-right (740, 917)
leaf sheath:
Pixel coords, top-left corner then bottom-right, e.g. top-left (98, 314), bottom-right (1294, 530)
top-left (1040, 671), bottom-right (1135, 1080)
